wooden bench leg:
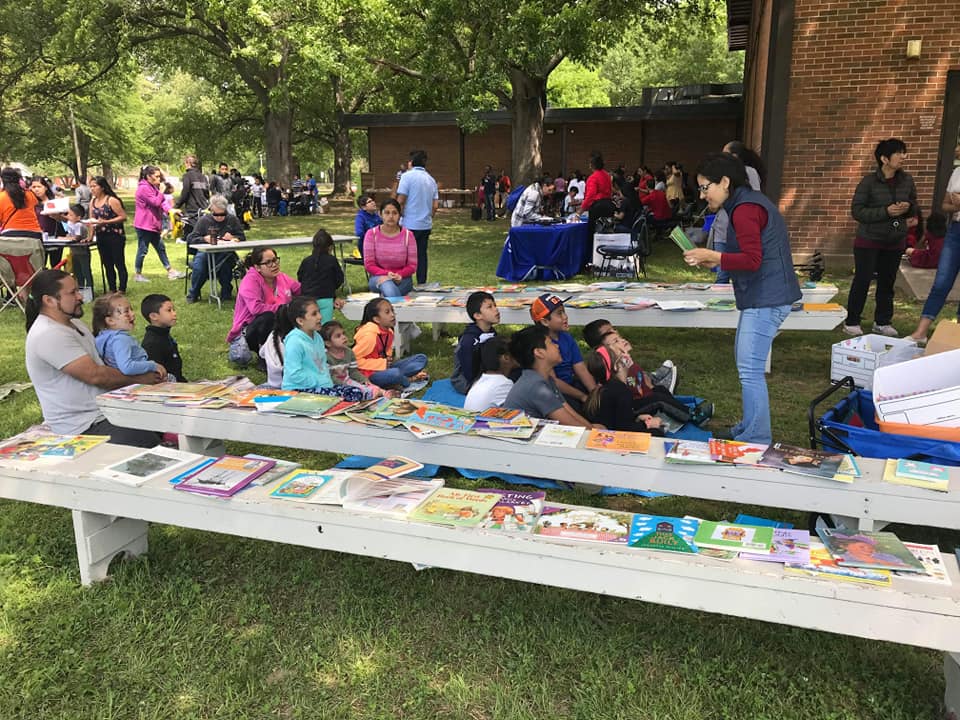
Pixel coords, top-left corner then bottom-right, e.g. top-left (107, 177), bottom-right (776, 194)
top-left (944, 652), bottom-right (960, 719)
top-left (72, 510), bottom-right (149, 586)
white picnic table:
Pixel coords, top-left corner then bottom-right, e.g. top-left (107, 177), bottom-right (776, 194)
top-left (4, 433), bottom-right (960, 713)
top-left (188, 235), bottom-right (358, 307)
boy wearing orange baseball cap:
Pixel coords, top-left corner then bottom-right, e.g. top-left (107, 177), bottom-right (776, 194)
top-left (529, 293), bottom-right (595, 410)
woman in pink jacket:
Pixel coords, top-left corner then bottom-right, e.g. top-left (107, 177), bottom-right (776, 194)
top-left (228, 246), bottom-right (301, 353)
top-left (363, 198), bottom-right (417, 297)
top-left (133, 166), bottom-right (183, 282)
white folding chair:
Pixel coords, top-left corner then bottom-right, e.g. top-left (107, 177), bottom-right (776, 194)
top-left (0, 236), bottom-right (46, 314)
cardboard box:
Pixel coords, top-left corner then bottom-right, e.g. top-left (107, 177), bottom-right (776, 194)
top-left (873, 347), bottom-right (960, 440)
top-left (830, 334), bottom-right (919, 389)
top-left (40, 197), bottom-right (69, 215)
top-left (925, 320), bottom-right (960, 356)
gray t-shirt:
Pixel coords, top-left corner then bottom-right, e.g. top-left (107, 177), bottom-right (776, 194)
top-left (503, 369), bottom-right (565, 419)
top-left (25, 314), bottom-right (104, 434)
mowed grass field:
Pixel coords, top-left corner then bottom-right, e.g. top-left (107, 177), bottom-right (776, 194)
top-left (0, 204), bottom-right (955, 719)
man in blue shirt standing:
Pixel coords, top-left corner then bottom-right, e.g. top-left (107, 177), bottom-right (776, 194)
top-left (396, 149), bottom-right (439, 284)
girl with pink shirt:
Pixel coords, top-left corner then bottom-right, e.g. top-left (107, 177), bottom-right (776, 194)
top-left (363, 198), bottom-right (417, 297)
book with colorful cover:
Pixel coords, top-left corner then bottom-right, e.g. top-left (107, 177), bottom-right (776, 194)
top-left (403, 421), bottom-right (460, 439)
top-left (664, 439), bottom-right (715, 464)
top-left (93, 446), bottom-right (206, 486)
top-left (321, 399), bottom-right (359, 417)
top-left (408, 487), bottom-right (501, 527)
top-left (233, 388), bottom-right (297, 407)
top-left (882, 458), bottom-right (950, 492)
top-left (739, 529), bottom-right (811, 564)
top-left (627, 514), bottom-right (698, 553)
top-left (833, 454), bottom-right (861, 483)
top-left (896, 542), bottom-right (952, 585)
top-left (692, 521), bottom-right (774, 553)
top-left (533, 506), bottom-right (633, 544)
top-left (758, 443), bottom-right (845, 480)
top-left (534, 424), bottom-right (585, 449)
top-left (174, 455), bottom-right (276, 497)
top-left (784, 542), bottom-right (892, 586)
top-left (270, 470), bottom-right (345, 502)
top-left (130, 382), bottom-right (227, 400)
top-left (0, 433), bottom-right (109, 463)
top-left (585, 429), bottom-right (651, 454)
top-left (271, 394), bottom-right (342, 418)
top-left (708, 439), bottom-right (767, 464)
top-left (409, 403), bottom-right (476, 433)
top-left (816, 528), bottom-right (925, 573)
top-left (342, 479), bottom-right (444, 518)
top-left (478, 407), bottom-right (528, 425)
top-left (477, 489), bottom-right (545, 533)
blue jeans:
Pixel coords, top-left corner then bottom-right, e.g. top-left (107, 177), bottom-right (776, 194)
top-left (369, 275), bottom-right (413, 297)
top-left (713, 237), bottom-right (730, 283)
top-left (189, 250), bottom-right (237, 299)
top-left (369, 354), bottom-right (428, 388)
top-left (731, 304), bottom-right (792, 444)
top-left (921, 222), bottom-right (960, 320)
top-left (134, 228), bottom-right (171, 272)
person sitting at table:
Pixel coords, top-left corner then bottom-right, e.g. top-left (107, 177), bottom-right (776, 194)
top-left (353, 194), bottom-right (382, 257)
top-left (510, 178), bottom-right (556, 227)
top-left (503, 324), bottom-right (598, 428)
top-left (363, 198), bottom-right (417, 297)
top-left (639, 179), bottom-right (671, 221)
top-left (563, 187), bottom-right (581, 216)
top-left (23, 269), bottom-right (161, 446)
top-left (185, 195), bottom-right (246, 304)
top-left (0, 167), bottom-right (45, 299)
top-left (228, 246), bottom-right (300, 357)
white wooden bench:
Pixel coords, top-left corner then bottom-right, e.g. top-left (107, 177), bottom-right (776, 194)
top-left (2, 441), bottom-right (960, 714)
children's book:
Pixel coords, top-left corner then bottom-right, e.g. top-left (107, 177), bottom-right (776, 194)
top-left (534, 506), bottom-right (633, 544)
top-left (708, 439), bottom-right (767, 464)
top-left (816, 528), bottom-right (925, 573)
top-left (93, 446), bottom-right (206, 486)
top-left (758, 443), bottom-right (845, 480)
top-left (373, 398), bottom-right (428, 423)
top-left (403, 422), bottom-right (459, 439)
top-left (478, 407), bottom-right (527, 424)
top-left (131, 382), bottom-right (227, 400)
top-left (269, 470), bottom-right (345, 503)
top-left (585, 429), bottom-right (651, 454)
top-left (733, 514), bottom-right (793, 529)
top-left (832, 454), bottom-right (861, 483)
top-left (739, 529), bottom-right (811, 564)
top-left (408, 487), bottom-right (501, 527)
top-left (477, 489), bottom-right (545, 533)
top-left (534, 424), bottom-right (585, 449)
top-left (668, 226), bottom-right (695, 251)
top-left (243, 455), bottom-right (301, 486)
top-left (174, 456), bottom-right (276, 497)
top-left (343, 479), bottom-right (444, 518)
top-left (473, 418), bottom-right (541, 442)
top-left (881, 458), bottom-right (950, 492)
top-left (233, 388), bottom-right (297, 407)
top-left (341, 457), bottom-right (427, 500)
top-left (784, 542), bottom-right (892, 586)
top-left (664, 440), bottom-right (715, 464)
top-left (271, 394), bottom-right (342, 418)
top-left (409, 403), bottom-right (476, 433)
top-left (802, 303), bottom-right (844, 312)
top-left (320, 399), bottom-right (360, 417)
top-left (655, 300), bottom-right (706, 311)
top-left (692, 521), bottom-right (774, 553)
top-left (896, 542), bottom-right (952, 585)
top-left (0, 433), bottom-right (109, 463)
top-left (167, 457), bottom-right (216, 484)
top-left (627, 514), bottom-right (698, 553)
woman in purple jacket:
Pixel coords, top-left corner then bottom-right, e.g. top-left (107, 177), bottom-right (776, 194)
top-left (133, 166), bottom-right (183, 282)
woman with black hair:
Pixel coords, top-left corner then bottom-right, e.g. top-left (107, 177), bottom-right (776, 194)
top-left (0, 167), bottom-right (45, 296)
top-left (89, 175), bottom-right (128, 292)
top-left (228, 246), bottom-right (301, 355)
top-left (682, 153), bottom-right (801, 444)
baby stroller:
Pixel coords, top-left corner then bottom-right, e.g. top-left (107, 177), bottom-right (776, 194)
top-left (287, 192), bottom-right (312, 216)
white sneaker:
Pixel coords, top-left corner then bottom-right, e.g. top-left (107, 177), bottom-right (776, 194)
top-left (873, 324), bottom-right (899, 337)
top-left (167, 269), bottom-right (186, 280)
top-left (134, 274), bottom-right (149, 283)
top-left (842, 324), bottom-right (863, 336)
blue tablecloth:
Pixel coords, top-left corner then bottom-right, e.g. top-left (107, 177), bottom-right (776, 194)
top-left (496, 222), bottom-right (591, 281)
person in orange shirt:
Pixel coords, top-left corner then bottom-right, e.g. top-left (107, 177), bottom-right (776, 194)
top-left (0, 167), bottom-right (45, 294)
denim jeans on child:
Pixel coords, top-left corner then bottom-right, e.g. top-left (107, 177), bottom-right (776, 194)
top-left (369, 275), bottom-right (413, 297)
top-left (369, 353), bottom-right (428, 388)
top-left (920, 222), bottom-right (960, 321)
top-left (731, 304), bottom-right (792, 444)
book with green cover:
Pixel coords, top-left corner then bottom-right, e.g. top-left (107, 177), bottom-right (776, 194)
top-left (669, 226), bottom-right (695, 252)
top-left (271, 394), bottom-right (341, 418)
top-left (408, 487), bottom-right (501, 527)
top-left (692, 521), bottom-right (774, 553)
top-left (628, 514), bottom-right (698, 553)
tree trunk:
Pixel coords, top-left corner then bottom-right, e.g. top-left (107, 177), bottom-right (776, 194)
top-left (101, 160), bottom-right (113, 184)
top-left (332, 125), bottom-right (352, 197)
top-left (508, 69), bottom-right (547, 184)
top-left (265, 107), bottom-right (295, 186)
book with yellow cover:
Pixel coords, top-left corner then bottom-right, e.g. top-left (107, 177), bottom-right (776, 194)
top-left (585, 429), bottom-right (651, 454)
top-left (882, 458), bottom-right (949, 492)
top-left (802, 303), bottom-right (843, 312)
top-left (408, 487), bottom-right (501, 527)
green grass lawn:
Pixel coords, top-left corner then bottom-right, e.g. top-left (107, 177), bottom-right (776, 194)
top-left (0, 208), bottom-right (954, 719)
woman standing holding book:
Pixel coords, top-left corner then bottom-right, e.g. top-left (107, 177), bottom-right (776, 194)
top-left (682, 153), bottom-right (801, 444)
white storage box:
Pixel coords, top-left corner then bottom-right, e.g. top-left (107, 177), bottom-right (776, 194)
top-left (40, 197), bottom-right (70, 215)
top-left (830, 334), bottom-right (919, 389)
top-left (873, 347), bottom-right (960, 439)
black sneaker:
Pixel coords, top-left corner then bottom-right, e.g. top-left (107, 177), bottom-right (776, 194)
top-left (689, 401), bottom-right (714, 427)
top-left (185, 295), bottom-right (197, 304)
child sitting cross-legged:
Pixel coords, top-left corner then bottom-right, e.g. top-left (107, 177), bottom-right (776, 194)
top-left (451, 290), bottom-right (500, 394)
top-left (354, 297), bottom-right (428, 389)
top-left (464, 336), bottom-right (518, 411)
top-left (320, 320), bottom-right (389, 399)
top-left (278, 296), bottom-right (366, 401)
top-left (584, 345), bottom-right (663, 435)
top-left (140, 293), bottom-right (187, 382)
top-left (93, 292), bottom-right (167, 381)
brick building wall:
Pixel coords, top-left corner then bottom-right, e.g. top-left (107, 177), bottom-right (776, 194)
top-left (367, 126), bottom-right (462, 190)
top-left (780, 0), bottom-right (960, 261)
